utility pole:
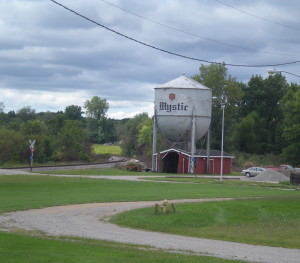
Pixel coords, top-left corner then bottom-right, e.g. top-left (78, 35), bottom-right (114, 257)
top-left (206, 126), bottom-right (211, 174)
top-left (29, 139), bottom-right (36, 172)
top-left (220, 104), bottom-right (225, 182)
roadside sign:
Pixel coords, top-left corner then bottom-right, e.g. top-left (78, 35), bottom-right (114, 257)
top-left (28, 139), bottom-right (36, 172)
top-left (29, 139), bottom-right (36, 149)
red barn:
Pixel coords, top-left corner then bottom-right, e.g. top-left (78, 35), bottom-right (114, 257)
top-left (154, 148), bottom-right (234, 175)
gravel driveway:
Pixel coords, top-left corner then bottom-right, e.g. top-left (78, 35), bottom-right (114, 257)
top-left (1, 199), bottom-right (300, 263)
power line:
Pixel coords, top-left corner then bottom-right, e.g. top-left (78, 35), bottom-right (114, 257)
top-left (49, 0), bottom-right (300, 68)
top-left (99, 0), bottom-right (298, 57)
top-left (216, 0), bottom-right (300, 31)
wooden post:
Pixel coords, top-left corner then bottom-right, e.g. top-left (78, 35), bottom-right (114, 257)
top-left (29, 139), bottom-right (36, 172)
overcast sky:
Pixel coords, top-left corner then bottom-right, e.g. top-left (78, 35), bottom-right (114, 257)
top-left (0, 0), bottom-right (299, 119)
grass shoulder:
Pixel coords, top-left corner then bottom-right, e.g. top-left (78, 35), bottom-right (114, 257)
top-left (0, 232), bottom-right (247, 263)
top-left (143, 176), bottom-right (298, 189)
top-left (111, 197), bottom-right (300, 249)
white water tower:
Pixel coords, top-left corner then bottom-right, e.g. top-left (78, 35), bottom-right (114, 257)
top-left (152, 74), bottom-right (212, 173)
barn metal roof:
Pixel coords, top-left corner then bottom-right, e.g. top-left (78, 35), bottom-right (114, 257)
top-left (158, 148), bottom-right (234, 158)
top-left (156, 73), bottom-right (210, 90)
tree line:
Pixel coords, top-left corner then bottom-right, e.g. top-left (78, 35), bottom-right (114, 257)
top-left (0, 63), bottom-right (299, 166)
top-left (0, 96), bottom-right (116, 165)
top-left (192, 63), bottom-right (299, 166)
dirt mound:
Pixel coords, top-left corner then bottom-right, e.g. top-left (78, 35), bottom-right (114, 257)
top-left (247, 169), bottom-right (289, 183)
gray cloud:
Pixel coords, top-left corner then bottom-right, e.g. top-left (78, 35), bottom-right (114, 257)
top-left (0, 0), bottom-right (299, 118)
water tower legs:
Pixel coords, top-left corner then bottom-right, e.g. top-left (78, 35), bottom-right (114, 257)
top-left (189, 114), bottom-right (196, 174)
top-left (152, 116), bottom-right (157, 172)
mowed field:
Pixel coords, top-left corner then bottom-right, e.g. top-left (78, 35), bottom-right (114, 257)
top-left (0, 172), bottom-right (299, 262)
top-left (92, 144), bottom-right (122, 155)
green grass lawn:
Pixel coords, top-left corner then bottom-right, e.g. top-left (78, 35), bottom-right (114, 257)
top-left (111, 197), bottom-right (300, 248)
top-left (0, 232), bottom-right (247, 263)
top-left (0, 174), bottom-right (299, 262)
top-left (92, 144), bottom-right (122, 155)
top-left (1, 175), bottom-right (299, 213)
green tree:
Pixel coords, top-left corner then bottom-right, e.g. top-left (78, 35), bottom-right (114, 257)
top-left (0, 102), bottom-right (4, 125)
top-left (232, 112), bottom-right (269, 154)
top-left (20, 120), bottom-right (53, 163)
top-left (45, 113), bottom-right (65, 136)
top-left (84, 96), bottom-right (109, 120)
top-left (56, 120), bottom-right (91, 162)
top-left (137, 118), bottom-right (153, 157)
top-left (36, 111), bottom-right (57, 121)
top-left (0, 128), bottom-right (27, 164)
top-left (237, 74), bottom-right (288, 153)
top-left (16, 106), bottom-right (36, 122)
top-left (84, 96), bottom-right (109, 144)
top-left (138, 118), bottom-right (153, 146)
top-left (6, 111), bottom-right (17, 125)
top-left (64, 105), bottom-right (83, 121)
top-left (97, 118), bottom-right (117, 144)
top-left (192, 63), bottom-right (244, 150)
top-left (239, 74), bottom-right (287, 121)
top-left (121, 113), bottom-right (151, 157)
top-left (114, 118), bottom-right (130, 143)
top-left (136, 117), bottom-right (168, 160)
top-left (0, 102), bottom-right (4, 113)
top-left (281, 83), bottom-right (300, 165)
top-left (85, 118), bottom-right (98, 143)
top-left (21, 120), bottom-right (48, 136)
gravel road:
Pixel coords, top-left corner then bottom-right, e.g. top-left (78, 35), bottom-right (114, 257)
top-left (1, 199), bottom-right (300, 263)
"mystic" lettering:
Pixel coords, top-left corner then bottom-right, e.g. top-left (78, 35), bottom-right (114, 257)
top-left (159, 102), bottom-right (188, 112)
